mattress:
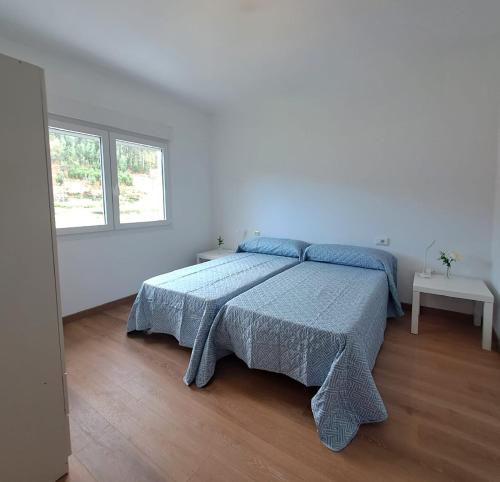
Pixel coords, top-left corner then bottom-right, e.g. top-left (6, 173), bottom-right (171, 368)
top-left (189, 260), bottom-right (394, 451)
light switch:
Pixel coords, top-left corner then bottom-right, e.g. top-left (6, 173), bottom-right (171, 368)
top-left (375, 237), bottom-right (390, 246)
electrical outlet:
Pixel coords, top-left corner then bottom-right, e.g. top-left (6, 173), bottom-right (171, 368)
top-left (375, 236), bottom-right (390, 246)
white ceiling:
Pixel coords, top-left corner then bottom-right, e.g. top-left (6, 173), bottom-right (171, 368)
top-left (1, 0), bottom-right (500, 109)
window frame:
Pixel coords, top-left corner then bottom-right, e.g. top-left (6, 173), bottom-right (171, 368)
top-left (48, 115), bottom-right (171, 235)
top-left (48, 118), bottom-right (114, 235)
top-left (110, 131), bottom-right (170, 230)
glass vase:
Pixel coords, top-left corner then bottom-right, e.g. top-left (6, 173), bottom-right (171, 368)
top-left (445, 266), bottom-right (451, 278)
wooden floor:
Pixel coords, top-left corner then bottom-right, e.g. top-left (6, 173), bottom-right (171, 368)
top-left (61, 301), bottom-right (500, 482)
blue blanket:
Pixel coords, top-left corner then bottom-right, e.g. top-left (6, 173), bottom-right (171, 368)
top-left (187, 260), bottom-right (398, 451)
top-left (127, 252), bottom-right (299, 347)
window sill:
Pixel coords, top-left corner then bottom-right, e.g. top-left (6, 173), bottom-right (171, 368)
top-left (56, 220), bottom-right (172, 237)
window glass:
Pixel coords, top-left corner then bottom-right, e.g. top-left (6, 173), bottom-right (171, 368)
top-left (49, 128), bottom-right (106, 228)
top-left (115, 140), bottom-right (165, 224)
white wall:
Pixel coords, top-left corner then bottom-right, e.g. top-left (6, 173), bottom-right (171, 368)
top-left (211, 45), bottom-right (500, 310)
top-left (2, 35), bottom-right (500, 322)
top-left (0, 37), bottom-right (214, 316)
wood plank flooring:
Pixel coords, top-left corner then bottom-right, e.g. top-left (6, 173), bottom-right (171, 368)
top-left (60, 301), bottom-right (500, 482)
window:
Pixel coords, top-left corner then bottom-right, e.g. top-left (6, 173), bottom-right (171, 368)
top-left (49, 124), bottom-right (110, 231)
top-left (111, 135), bottom-right (167, 225)
top-left (48, 117), bottom-right (169, 234)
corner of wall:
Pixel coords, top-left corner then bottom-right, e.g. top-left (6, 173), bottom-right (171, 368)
top-left (490, 101), bottom-right (500, 339)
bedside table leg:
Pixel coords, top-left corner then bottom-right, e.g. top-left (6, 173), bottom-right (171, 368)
top-left (411, 290), bottom-right (420, 335)
top-left (482, 302), bottom-right (493, 351)
top-left (473, 301), bottom-right (482, 327)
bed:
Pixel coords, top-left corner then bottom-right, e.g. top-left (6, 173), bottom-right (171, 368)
top-left (127, 238), bottom-right (308, 376)
top-left (186, 244), bottom-right (403, 452)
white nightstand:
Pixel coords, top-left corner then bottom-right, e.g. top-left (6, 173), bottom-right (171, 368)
top-left (411, 273), bottom-right (494, 351)
top-left (196, 248), bottom-right (234, 264)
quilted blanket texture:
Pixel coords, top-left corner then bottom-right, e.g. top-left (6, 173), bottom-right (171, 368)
top-left (187, 259), bottom-right (400, 451)
top-left (127, 252), bottom-right (298, 347)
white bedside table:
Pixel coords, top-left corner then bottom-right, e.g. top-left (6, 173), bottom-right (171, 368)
top-left (196, 248), bottom-right (234, 264)
top-left (411, 273), bottom-right (494, 351)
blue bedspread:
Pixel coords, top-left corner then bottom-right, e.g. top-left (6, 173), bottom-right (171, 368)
top-left (127, 252), bottom-right (299, 348)
top-left (188, 261), bottom-right (396, 451)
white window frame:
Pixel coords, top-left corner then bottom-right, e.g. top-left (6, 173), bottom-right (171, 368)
top-left (48, 115), bottom-right (171, 235)
top-left (110, 131), bottom-right (170, 230)
top-left (48, 118), bottom-right (113, 235)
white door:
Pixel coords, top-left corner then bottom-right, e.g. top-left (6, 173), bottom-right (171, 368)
top-left (0, 53), bottom-right (70, 482)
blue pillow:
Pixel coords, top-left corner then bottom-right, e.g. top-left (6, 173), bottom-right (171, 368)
top-left (304, 243), bottom-right (396, 270)
top-left (237, 237), bottom-right (310, 259)
top-left (304, 243), bottom-right (404, 317)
